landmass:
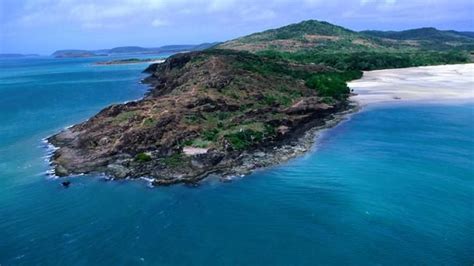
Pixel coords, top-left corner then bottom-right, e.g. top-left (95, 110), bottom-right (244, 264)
top-left (0, 53), bottom-right (39, 58)
top-left (95, 58), bottom-right (165, 65)
top-left (51, 43), bottom-right (219, 58)
top-left (48, 20), bottom-right (474, 185)
top-left (52, 50), bottom-right (99, 58)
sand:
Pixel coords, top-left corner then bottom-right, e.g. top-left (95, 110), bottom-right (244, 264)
top-left (348, 64), bottom-right (474, 105)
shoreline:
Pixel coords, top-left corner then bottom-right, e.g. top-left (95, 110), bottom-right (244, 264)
top-left (94, 59), bottom-right (165, 66)
top-left (202, 103), bottom-right (360, 183)
top-left (349, 63), bottom-right (474, 105)
top-left (42, 102), bottom-right (360, 186)
top-left (43, 63), bottom-right (473, 187)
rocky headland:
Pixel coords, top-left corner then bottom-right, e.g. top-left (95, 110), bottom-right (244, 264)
top-left (48, 49), bottom-right (352, 185)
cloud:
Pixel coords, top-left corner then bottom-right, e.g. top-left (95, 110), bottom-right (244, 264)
top-left (2, 0), bottom-right (473, 54)
top-left (10, 0), bottom-right (472, 30)
top-left (207, 0), bottom-right (238, 12)
top-left (151, 18), bottom-right (169, 27)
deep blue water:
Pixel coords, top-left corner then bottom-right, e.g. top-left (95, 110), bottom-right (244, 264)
top-left (0, 57), bottom-right (473, 265)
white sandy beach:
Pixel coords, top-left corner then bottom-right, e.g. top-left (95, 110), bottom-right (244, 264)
top-left (349, 63), bottom-right (474, 105)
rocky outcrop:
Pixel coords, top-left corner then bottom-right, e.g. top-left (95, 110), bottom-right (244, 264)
top-left (48, 49), bottom-right (349, 185)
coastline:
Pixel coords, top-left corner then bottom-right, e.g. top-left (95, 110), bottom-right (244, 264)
top-left (197, 103), bottom-right (360, 184)
top-left (43, 102), bottom-right (359, 186)
top-left (150, 62), bottom-right (473, 185)
top-left (44, 63), bottom-right (473, 186)
top-left (94, 59), bottom-right (165, 66)
top-left (349, 63), bottom-right (474, 105)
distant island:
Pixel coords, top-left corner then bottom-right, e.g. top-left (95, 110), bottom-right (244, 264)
top-left (94, 58), bottom-right (165, 65)
top-left (48, 20), bottom-right (474, 186)
top-left (51, 43), bottom-right (219, 58)
top-left (0, 53), bottom-right (39, 58)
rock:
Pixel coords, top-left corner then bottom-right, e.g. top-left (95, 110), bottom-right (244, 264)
top-left (106, 164), bottom-right (130, 179)
top-left (183, 147), bottom-right (208, 155)
top-left (55, 165), bottom-right (69, 176)
top-left (284, 97), bottom-right (332, 114)
top-left (98, 137), bottom-right (110, 145)
top-left (61, 181), bottom-right (71, 187)
top-left (277, 125), bottom-right (290, 135)
top-left (191, 159), bottom-right (205, 168)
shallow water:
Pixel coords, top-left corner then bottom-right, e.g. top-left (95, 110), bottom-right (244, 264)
top-left (0, 57), bottom-right (473, 265)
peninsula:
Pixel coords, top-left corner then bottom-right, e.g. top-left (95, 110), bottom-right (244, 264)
top-left (48, 20), bottom-right (474, 185)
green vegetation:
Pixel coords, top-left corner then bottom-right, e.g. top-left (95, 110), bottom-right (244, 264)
top-left (162, 153), bottom-right (185, 167)
top-left (113, 111), bottom-right (138, 124)
top-left (202, 128), bottom-right (219, 141)
top-left (183, 116), bottom-right (277, 151)
top-left (251, 49), bottom-right (468, 99)
top-left (257, 50), bottom-right (470, 71)
top-left (361, 27), bottom-right (474, 42)
top-left (251, 20), bottom-right (354, 41)
top-left (305, 71), bottom-right (362, 99)
top-left (135, 152), bottom-right (152, 162)
top-left (225, 129), bottom-right (264, 150)
top-left (142, 118), bottom-right (156, 127)
top-left (184, 113), bottom-right (201, 124)
top-left (224, 123), bottom-right (275, 150)
top-left (186, 138), bottom-right (212, 148)
top-left (306, 74), bottom-right (349, 99)
top-left (243, 20), bottom-right (355, 42)
top-left (263, 94), bottom-right (293, 106)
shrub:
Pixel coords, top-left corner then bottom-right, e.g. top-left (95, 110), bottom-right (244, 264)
top-left (202, 128), bottom-right (219, 141)
top-left (306, 73), bottom-right (350, 99)
top-left (113, 111), bottom-right (138, 124)
top-left (225, 129), bottom-right (265, 150)
top-left (162, 153), bottom-right (184, 167)
top-left (135, 152), bottom-right (152, 162)
top-left (142, 118), bottom-right (155, 127)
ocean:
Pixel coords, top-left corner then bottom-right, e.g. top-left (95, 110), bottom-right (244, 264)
top-left (0, 56), bottom-right (472, 265)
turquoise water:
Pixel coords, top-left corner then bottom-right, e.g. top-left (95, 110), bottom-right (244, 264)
top-left (0, 57), bottom-right (473, 265)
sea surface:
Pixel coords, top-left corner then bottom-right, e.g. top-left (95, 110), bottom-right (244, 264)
top-left (0, 56), bottom-right (473, 265)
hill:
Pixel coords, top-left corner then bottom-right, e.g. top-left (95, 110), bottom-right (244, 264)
top-left (219, 20), bottom-right (474, 53)
top-left (218, 20), bottom-right (376, 53)
top-left (360, 27), bottom-right (474, 41)
top-left (360, 27), bottom-right (474, 50)
top-left (218, 20), bottom-right (472, 71)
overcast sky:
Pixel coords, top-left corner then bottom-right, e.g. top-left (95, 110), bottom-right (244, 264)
top-left (1, 0), bottom-right (473, 54)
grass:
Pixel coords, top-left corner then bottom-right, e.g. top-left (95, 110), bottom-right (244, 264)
top-left (190, 138), bottom-right (212, 148)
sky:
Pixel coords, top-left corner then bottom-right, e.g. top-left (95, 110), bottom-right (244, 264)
top-left (1, 0), bottom-right (473, 54)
